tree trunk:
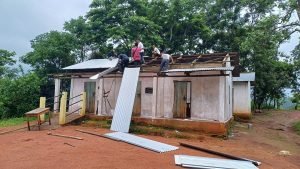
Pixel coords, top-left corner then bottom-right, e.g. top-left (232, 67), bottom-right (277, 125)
top-left (296, 0), bottom-right (300, 21)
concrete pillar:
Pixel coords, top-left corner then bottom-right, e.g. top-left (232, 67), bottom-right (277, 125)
top-left (248, 81), bottom-right (251, 113)
top-left (80, 92), bottom-right (86, 116)
top-left (152, 77), bottom-right (157, 118)
top-left (59, 92), bottom-right (67, 125)
top-left (54, 78), bottom-right (61, 113)
top-left (97, 79), bottom-right (104, 115)
top-left (68, 78), bottom-right (74, 113)
top-left (39, 97), bottom-right (46, 121)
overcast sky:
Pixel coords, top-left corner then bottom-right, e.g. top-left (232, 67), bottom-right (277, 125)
top-left (0, 0), bottom-right (92, 69)
top-left (0, 0), bottom-right (299, 70)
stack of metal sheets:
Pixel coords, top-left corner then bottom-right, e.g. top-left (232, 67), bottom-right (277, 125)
top-left (105, 132), bottom-right (179, 153)
top-left (175, 155), bottom-right (258, 169)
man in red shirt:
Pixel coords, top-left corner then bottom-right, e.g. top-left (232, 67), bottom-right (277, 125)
top-left (131, 42), bottom-right (141, 67)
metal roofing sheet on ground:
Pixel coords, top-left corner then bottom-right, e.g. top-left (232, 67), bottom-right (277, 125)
top-left (164, 67), bottom-right (234, 73)
top-left (105, 132), bottom-right (179, 153)
top-left (110, 68), bottom-right (140, 133)
top-left (233, 72), bottom-right (255, 82)
top-left (174, 155), bottom-right (258, 169)
top-left (63, 59), bottom-right (118, 70)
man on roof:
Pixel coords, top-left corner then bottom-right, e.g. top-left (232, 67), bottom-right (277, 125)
top-left (160, 50), bottom-right (174, 71)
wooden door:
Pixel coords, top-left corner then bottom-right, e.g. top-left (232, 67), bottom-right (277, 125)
top-left (133, 81), bottom-right (141, 116)
top-left (173, 81), bottom-right (187, 118)
top-left (84, 82), bottom-right (96, 113)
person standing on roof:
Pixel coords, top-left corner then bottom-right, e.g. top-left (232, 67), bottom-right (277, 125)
top-left (160, 50), bottom-right (174, 71)
top-left (117, 54), bottom-right (129, 72)
top-left (152, 45), bottom-right (160, 58)
top-left (137, 39), bottom-right (145, 64)
top-left (131, 42), bottom-right (142, 67)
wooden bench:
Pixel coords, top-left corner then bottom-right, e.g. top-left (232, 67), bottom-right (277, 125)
top-left (25, 108), bottom-right (51, 131)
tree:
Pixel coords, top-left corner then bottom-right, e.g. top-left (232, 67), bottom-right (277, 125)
top-left (64, 16), bottom-right (92, 61)
top-left (292, 93), bottom-right (300, 109)
top-left (21, 31), bottom-right (77, 78)
top-left (0, 73), bottom-right (41, 118)
top-left (86, 0), bottom-right (162, 56)
top-left (0, 49), bottom-right (16, 77)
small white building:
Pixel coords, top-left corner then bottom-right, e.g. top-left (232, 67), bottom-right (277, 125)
top-left (232, 72), bottom-right (255, 119)
top-left (53, 53), bottom-right (242, 134)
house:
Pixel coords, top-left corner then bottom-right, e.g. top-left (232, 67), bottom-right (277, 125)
top-left (52, 52), bottom-right (242, 135)
top-left (232, 72), bottom-right (255, 119)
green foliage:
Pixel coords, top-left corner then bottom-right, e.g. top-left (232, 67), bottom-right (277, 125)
top-left (291, 93), bottom-right (300, 110)
top-left (21, 31), bottom-right (77, 78)
top-left (0, 49), bottom-right (16, 77)
top-left (64, 16), bottom-right (92, 61)
top-left (293, 121), bottom-right (300, 135)
top-left (18, 0), bottom-right (299, 110)
top-left (0, 73), bottom-right (41, 119)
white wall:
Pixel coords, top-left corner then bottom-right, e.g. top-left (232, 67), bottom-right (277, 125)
top-left (69, 78), bottom-right (86, 113)
top-left (233, 81), bottom-right (251, 115)
top-left (79, 71), bottom-right (233, 123)
top-left (140, 77), bottom-right (153, 117)
top-left (153, 74), bottom-right (229, 122)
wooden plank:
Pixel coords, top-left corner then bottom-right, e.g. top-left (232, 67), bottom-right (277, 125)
top-left (25, 108), bottom-right (49, 115)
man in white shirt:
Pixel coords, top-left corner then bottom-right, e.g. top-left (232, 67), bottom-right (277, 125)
top-left (152, 45), bottom-right (160, 58)
top-left (137, 40), bottom-right (145, 64)
top-left (160, 50), bottom-right (174, 71)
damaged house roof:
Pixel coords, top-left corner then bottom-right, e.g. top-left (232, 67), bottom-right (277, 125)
top-left (55, 52), bottom-right (240, 78)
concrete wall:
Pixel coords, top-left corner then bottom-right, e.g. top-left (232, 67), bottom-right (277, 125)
top-left (69, 71), bottom-right (233, 123)
top-left (154, 75), bottom-right (228, 122)
top-left (140, 77), bottom-right (153, 117)
top-left (69, 78), bottom-right (98, 114)
top-left (233, 81), bottom-right (251, 118)
top-left (69, 78), bottom-right (86, 113)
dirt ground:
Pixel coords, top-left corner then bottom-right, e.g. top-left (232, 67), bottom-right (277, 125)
top-left (0, 110), bottom-right (299, 169)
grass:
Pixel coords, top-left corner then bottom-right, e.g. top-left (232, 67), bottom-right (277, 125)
top-left (293, 121), bottom-right (300, 135)
top-left (0, 117), bottom-right (36, 128)
top-left (81, 119), bottom-right (193, 139)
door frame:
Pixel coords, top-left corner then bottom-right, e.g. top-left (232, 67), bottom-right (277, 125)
top-left (84, 81), bottom-right (96, 114)
top-left (173, 80), bottom-right (192, 119)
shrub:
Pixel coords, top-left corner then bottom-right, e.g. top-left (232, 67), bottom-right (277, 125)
top-left (0, 73), bottom-right (41, 119)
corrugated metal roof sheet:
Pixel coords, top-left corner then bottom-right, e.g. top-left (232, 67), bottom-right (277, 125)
top-left (63, 59), bottom-right (118, 70)
top-left (175, 155), bottom-right (258, 169)
top-left (110, 68), bottom-right (140, 133)
top-left (164, 67), bottom-right (234, 73)
top-left (233, 72), bottom-right (255, 82)
top-left (89, 66), bottom-right (118, 79)
top-left (105, 132), bottom-right (179, 153)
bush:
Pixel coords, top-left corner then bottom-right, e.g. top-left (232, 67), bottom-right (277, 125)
top-left (0, 73), bottom-right (41, 119)
top-left (293, 121), bottom-right (300, 135)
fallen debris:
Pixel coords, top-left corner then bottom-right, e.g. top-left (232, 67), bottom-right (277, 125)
top-left (267, 127), bottom-right (285, 131)
top-left (0, 123), bottom-right (44, 135)
top-left (47, 132), bottom-right (83, 140)
top-left (0, 126), bottom-right (29, 135)
top-left (278, 150), bottom-right (291, 156)
top-left (64, 142), bottom-right (75, 147)
top-left (179, 142), bottom-right (261, 166)
top-left (175, 155), bottom-right (258, 169)
top-left (75, 129), bottom-right (113, 140)
top-left (105, 132), bottom-right (179, 153)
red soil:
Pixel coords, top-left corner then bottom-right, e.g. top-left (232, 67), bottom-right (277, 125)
top-left (0, 110), bottom-right (299, 169)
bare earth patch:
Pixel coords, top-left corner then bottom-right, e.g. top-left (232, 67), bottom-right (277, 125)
top-left (0, 110), bottom-right (299, 169)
